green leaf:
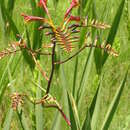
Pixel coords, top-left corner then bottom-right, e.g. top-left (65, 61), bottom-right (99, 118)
top-left (32, 20), bottom-right (43, 51)
top-left (102, 0), bottom-right (125, 66)
top-left (0, 0), bottom-right (6, 24)
top-left (29, 0), bottom-right (45, 60)
top-left (92, 2), bottom-right (103, 74)
top-left (22, 49), bottom-right (35, 70)
top-left (51, 110), bottom-right (61, 130)
top-left (30, 0), bottom-right (45, 51)
top-left (0, 3), bottom-right (19, 39)
top-left (0, 56), bottom-right (14, 104)
top-left (0, 55), bottom-right (21, 104)
top-left (101, 68), bottom-right (128, 130)
top-left (54, 51), bottom-right (60, 75)
top-left (0, 2), bottom-right (35, 70)
top-left (7, 0), bottom-right (16, 17)
top-left (82, 109), bottom-right (91, 130)
top-left (76, 47), bottom-right (94, 106)
top-left (72, 0), bottom-right (93, 98)
top-left (91, 77), bottom-right (102, 130)
top-left (17, 109), bottom-right (30, 130)
top-left (3, 108), bottom-right (14, 130)
top-left (59, 61), bottom-right (72, 129)
top-left (94, 32), bottom-right (103, 74)
top-left (67, 93), bottom-right (78, 130)
top-left (84, 0), bottom-right (94, 15)
top-left (53, 0), bottom-right (59, 9)
top-left (2, 68), bottom-right (15, 130)
top-left (0, 1), bottom-right (35, 71)
top-left (29, 0), bottom-right (36, 15)
top-left (22, 26), bottom-right (35, 69)
top-left (82, 82), bottom-right (100, 130)
top-left (59, 54), bottom-right (69, 114)
top-left (35, 71), bottom-right (44, 130)
top-left (25, 25), bottom-right (31, 48)
top-left (70, 94), bottom-right (81, 129)
top-left (82, 0), bottom-right (89, 10)
top-left (72, 56), bottom-right (78, 98)
top-left (73, 0), bottom-right (94, 100)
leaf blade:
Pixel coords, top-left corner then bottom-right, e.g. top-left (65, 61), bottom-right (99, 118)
top-left (102, 0), bottom-right (125, 65)
top-left (101, 69), bottom-right (128, 130)
top-left (67, 93), bottom-right (78, 130)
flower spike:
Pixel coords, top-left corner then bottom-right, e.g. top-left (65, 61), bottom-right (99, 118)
top-left (64, 0), bottom-right (79, 19)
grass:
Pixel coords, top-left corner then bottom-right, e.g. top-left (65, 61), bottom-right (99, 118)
top-left (0, 0), bottom-right (130, 130)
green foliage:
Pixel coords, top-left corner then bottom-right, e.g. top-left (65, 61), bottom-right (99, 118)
top-left (101, 69), bottom-right (128, 130)
top-left (3, 108), bottom-right (14, 130)
top-left (0, 0), bottom-right (129, 130)
top-left (67, 93), bottom-right (78, 130)
top-left (102, 0), bottom-right (125, 66)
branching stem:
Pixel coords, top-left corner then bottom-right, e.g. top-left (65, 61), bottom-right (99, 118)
top-left (54, 43), bottom-right (89, 64)
top-left (43, 104), bottom-right (71, 126)
top-left (54, 43), bottom-right (118, 64)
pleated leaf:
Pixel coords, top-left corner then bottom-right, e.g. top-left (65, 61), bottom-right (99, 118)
top-left (91, 77), bottom-right (102, 130)
top-left (53, 0), bottom-right (59, 9)
top-left (82, 82), bottom-right (100, 130)
top-left (73, 0), bottom-right (93, 99)
top-left (76, 47), bottom-right (94, 106)
top-left (3, 109), bottom-right (14, 130)
top-left (101, 69), bottom-right (128, 130)
top-left (17, 109), bottom-right (30, 130)
top-left (51, 111), bottom-right (61, 130)
top-left (29, 0), bottom-right (45, 51)
top-left (67, 92), bottom-right (78, 130)
top-left (92, 2), bottom-right (103, 74)
top-left (35, 70), bottom-right (44, 130)
top-left (23, 26), bottom-right (35, 69)
top-left (7, 0), bottom-right (16, 17)
top-left (0, 2), bottom-right (19, 39)
top-left (102, 0), bottom-right (125, 66)
top-left (0, 56), bottom-right (14, 104)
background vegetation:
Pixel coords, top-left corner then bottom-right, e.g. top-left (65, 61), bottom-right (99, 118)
top-left (0, 0), bottom-right (130, 130)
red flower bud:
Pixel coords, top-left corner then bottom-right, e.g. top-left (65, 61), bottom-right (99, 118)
top-left (21, 13), bottom-right (45, 22)
top-left (69, 15), bottom-right (80, 22)
top-left (64, 0), bottom-right (79, 18)
top-left (38, 0), bottom-right (50, 19)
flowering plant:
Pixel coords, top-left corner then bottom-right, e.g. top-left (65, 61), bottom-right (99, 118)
top-left (0, 0), bottom-right (118, 127)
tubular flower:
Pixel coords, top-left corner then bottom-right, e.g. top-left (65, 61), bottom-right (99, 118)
top-left (68, 15), bottom-right (80, 22)
top-left (64, 0), bottom-right (79, 19)
top-left (21, 13), bottom-right (48, 23)
top-left (38, 0), bottom-right (51, 20)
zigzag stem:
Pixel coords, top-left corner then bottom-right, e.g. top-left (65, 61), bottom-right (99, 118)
top-left (11, 92), bottom-right (71, 126)
top-left (25, 93), bottom-right (71, 126)
top-left (34, 94), bottom-right (71, 126)
top-left (54, 42), bottom-right (118, 65)
top-left (46, 41), bottom-right (56, 94)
